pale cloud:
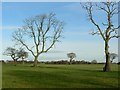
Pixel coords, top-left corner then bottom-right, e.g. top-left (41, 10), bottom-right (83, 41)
top-left (47, 50), bottom-right (66, 54)
top-left (63, 26), bottom-right (90, 37)
top-left (0, 26), bottom-right (2, 30)
top-left (64, 31), bottom-right (88, 36)
top-left (0, 26), bottom-right (20, 30)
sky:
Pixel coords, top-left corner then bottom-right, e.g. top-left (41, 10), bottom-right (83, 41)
top-left (0, 2), bottom-right (119, 62)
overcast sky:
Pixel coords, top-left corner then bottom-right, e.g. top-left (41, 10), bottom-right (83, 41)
top-left (1, 2), bottom-right (119, 62)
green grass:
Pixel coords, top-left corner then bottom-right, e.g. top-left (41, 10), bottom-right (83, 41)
top-left (0, 63), bottom-right (2, 89)
top-left (2, 64), bottom-right (119, 88)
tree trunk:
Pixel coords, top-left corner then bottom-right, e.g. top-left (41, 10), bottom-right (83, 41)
top-left (103, 40), bottom-right (111, 72)
top-left (69, 58), bottom-right (72, 65)
top-left (33, 55), bottom-right (38, 67)
top-left (14, 59), bottom-right (17, 66)
top-left (22, 57), bottom-right (24, 64)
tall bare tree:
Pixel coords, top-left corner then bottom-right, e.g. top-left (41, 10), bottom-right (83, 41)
top-left (12, 13), bottom-right (64, 67)
top-left (81, 2), bottom-right (119, 71)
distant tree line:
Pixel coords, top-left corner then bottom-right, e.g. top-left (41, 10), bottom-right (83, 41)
top-left (1, 60), bottom-right (119, 65)
top-left (45, 60), bottom-right (93, 64)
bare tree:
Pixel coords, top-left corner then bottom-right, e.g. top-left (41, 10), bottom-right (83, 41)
top-left (3, 47), bottom-right (20, 66)
top-left (67, 53), bottom-right (76, 64)
top-left (12, 12), bottom-right (64, 67)
top-left (110, 53), bottom-right (118, 63)
top-left (81, 2), bottom-right (120, 71)
top-left (17, 48), bottom-right (28, 64)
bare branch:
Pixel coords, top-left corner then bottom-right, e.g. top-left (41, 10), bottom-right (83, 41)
top-left (108, 25), bottom-right (120, 36)
top-left (95, 3), bottom-right (108, 13)
top-left (19, 40), bottom-right (35, 57)
top-left (12, 31), bottom-right (35, 57)
top-left (85, 3), bottom-right (106, 40)
top-left (109, 35), bottom-right (120, 39)
top-left (90, 30), bottom-right (100, 35)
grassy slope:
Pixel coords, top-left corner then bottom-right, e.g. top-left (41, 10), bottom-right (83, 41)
top-left (2, 64), bottom-right (118, 88)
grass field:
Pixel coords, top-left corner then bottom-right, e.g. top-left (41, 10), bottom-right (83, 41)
top-left (0, 63), bottom-right (2, 89)
top-left (2, 64), bottom-right (119, 88)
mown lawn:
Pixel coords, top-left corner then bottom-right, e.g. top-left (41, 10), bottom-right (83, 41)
top-left (2, 64), bottom-right (119, 88)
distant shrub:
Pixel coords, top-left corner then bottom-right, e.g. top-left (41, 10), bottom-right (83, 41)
top-left (67, 52), bottom-right (76, 64)
top-left (91, 60), bottom-right (97, 64)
